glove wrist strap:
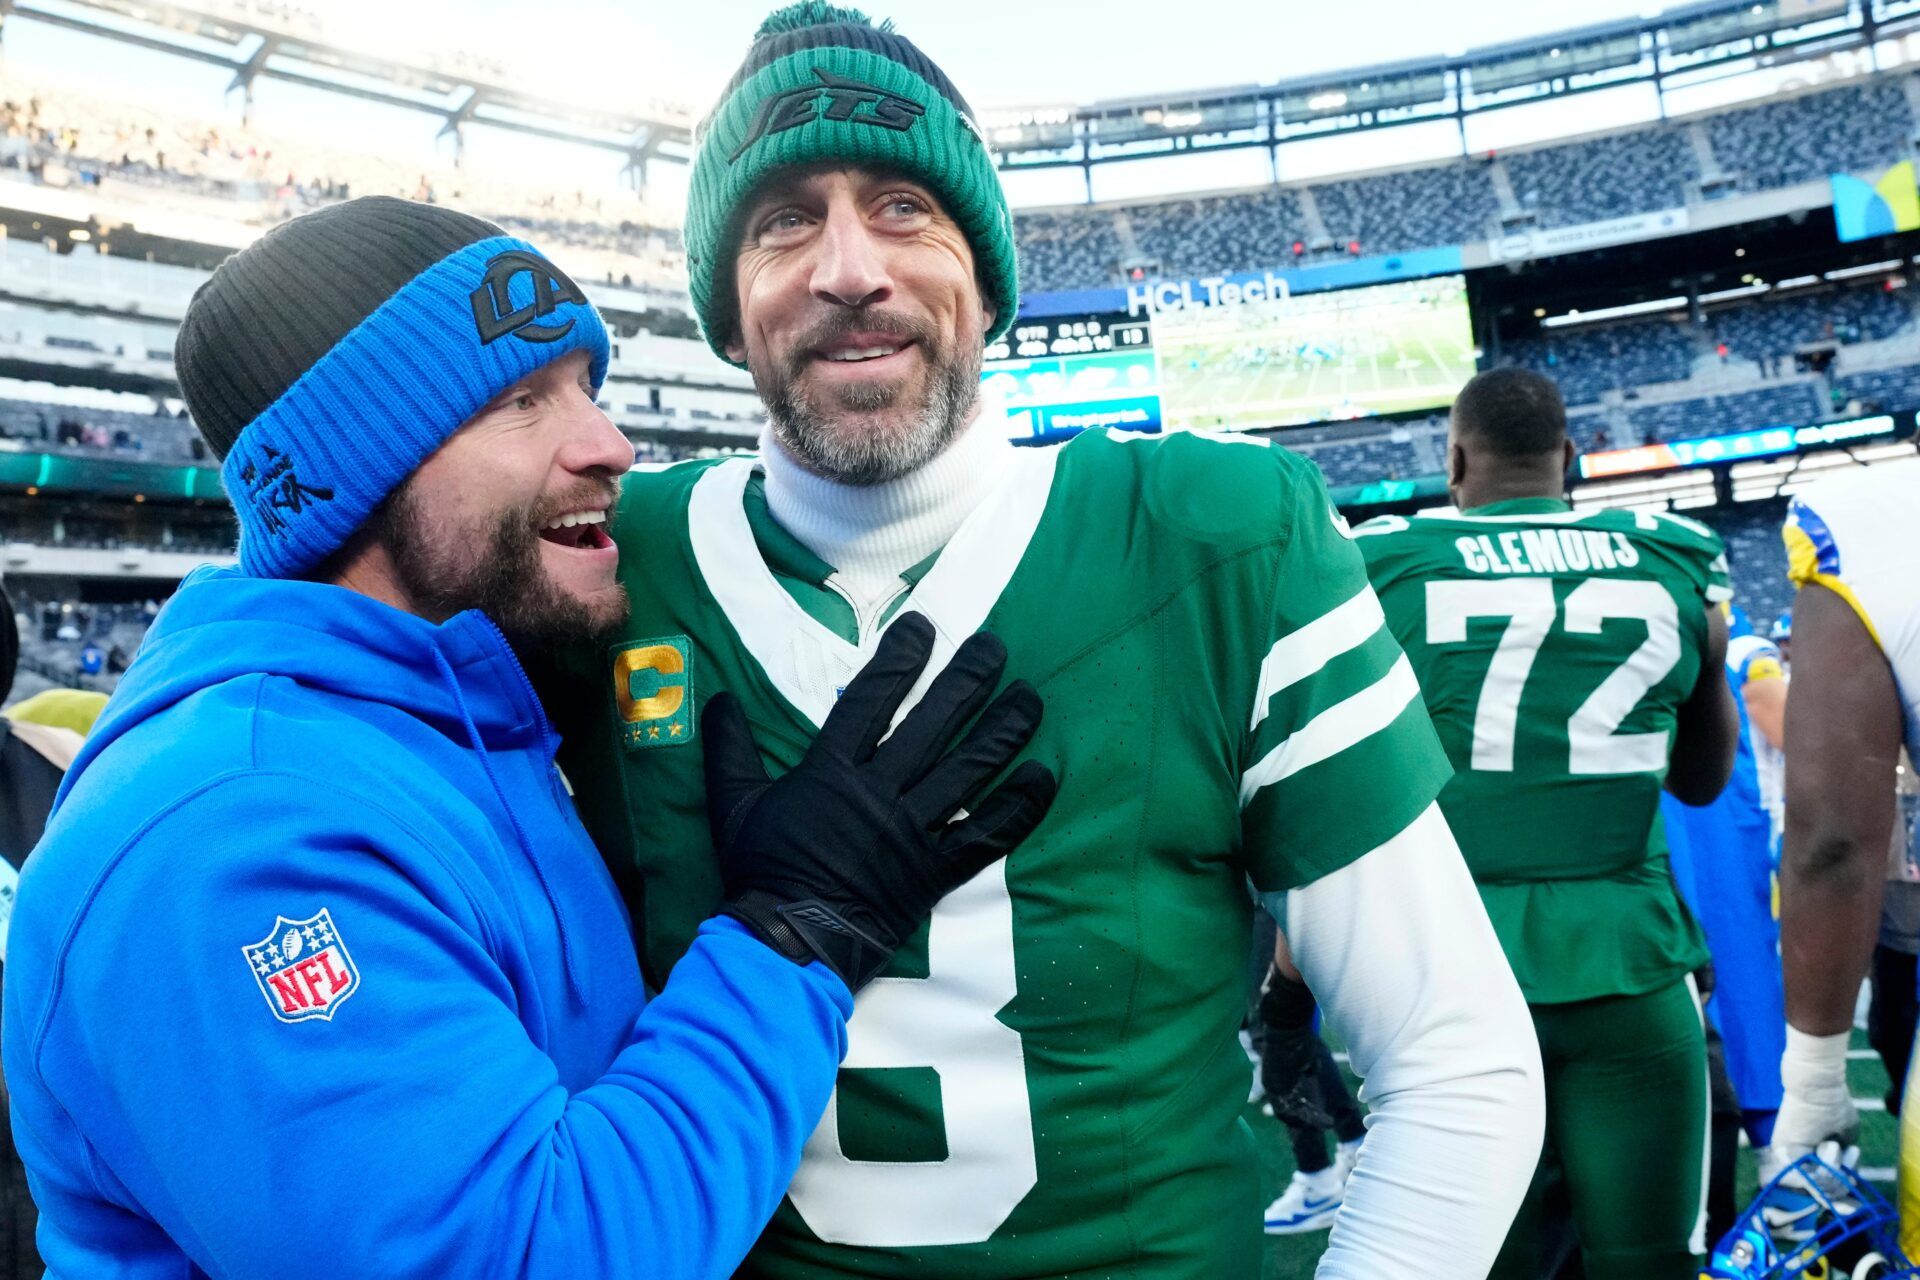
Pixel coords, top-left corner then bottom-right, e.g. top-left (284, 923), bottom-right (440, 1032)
top-left (724, 890), bottom-right (893, 991)
top-left (724, 890), bottom-right (817, 965)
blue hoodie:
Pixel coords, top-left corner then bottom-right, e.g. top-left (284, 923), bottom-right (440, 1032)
top-left (2, 566), bottom-right (851, 1279)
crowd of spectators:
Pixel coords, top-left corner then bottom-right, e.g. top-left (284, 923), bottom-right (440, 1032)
top-left (1501, 323), bottom-right (1698, 407)
top-left (1706, 80), bottom-right (1914, 196)
top-left (1014, 75), bottom-right (1918, 293)
top-left (1624, 382), bottom-right (1827, 443)
top-left (0, 82), bottom-right (687, 291)
top-left (1125, 188), bottom-right (1304, 282)
top-left (1504, 129), bottom-right (1696, 225)
top-left (1711, 284), bottom-right (1915, 363)
top-left (5, 595), bottom-right (157, 704)
top-left (1314, 163), bottom-right (1500, 261)
top-left (0, 401), bottom-right (206, 463)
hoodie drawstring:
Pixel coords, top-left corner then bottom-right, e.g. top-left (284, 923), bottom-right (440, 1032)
top-left (430, 645), bottom-right (588, 1007)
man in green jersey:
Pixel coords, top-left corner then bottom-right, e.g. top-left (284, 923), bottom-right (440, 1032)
top-left (1354, 367), bottom-right (1739, 1279)
top-left (535, 6), bottom-right (1546, 1276)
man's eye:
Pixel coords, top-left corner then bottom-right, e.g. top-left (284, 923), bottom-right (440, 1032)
top-left (882, 196), bottom-right (925, 218)
top-left (759, 210), bottom-right (807, 238)
top-left (515, 393), bottom-right (536, 411)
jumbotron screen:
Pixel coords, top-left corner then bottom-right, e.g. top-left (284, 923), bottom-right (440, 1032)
top-left (981, 315), bottom-right (1162, 442)
top-left (1153, 274), bottom-right (1477, 431)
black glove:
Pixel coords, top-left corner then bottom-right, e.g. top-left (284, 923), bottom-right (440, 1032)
top-left (1259, 965), bottom-right (1335, 1131)
top-left (703, 612), bottom-right (1057, 992)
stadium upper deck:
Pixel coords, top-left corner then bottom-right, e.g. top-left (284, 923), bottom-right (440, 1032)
top-left (3, 1), bottom-right (1920, 509)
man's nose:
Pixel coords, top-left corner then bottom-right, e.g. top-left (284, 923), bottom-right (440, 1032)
top-left (561, 390), bottom-right (636, 477)
top-left (810, 205), bottom-right (892, 310)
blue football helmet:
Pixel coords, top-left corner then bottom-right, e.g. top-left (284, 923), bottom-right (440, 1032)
top-left (1770, 610), bottom-right (1793, 643)
top-left (1706, 1153), bottom-right (1917, 1279)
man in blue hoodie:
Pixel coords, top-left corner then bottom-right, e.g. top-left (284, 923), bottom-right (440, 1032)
top-left (1, 196), bottom-right (1055, 1279)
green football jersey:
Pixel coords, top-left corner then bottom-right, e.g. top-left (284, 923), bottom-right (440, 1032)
top-left (1353, 497), bottom-right (1731, 1004)
top-left (540, 429), bottom-right (1451, 1279)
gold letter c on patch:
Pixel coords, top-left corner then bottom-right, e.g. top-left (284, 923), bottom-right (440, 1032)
top-left (614, 644), bottom-right (686, 724)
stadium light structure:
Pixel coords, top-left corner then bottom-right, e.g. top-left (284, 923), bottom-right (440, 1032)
top-left (1, 0), bottom-right (696, 177)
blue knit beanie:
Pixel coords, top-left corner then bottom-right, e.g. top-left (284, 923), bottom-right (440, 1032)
top-left (174, 196), bottom-right (611, 579)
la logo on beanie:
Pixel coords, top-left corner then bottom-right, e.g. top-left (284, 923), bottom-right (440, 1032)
top-left (469, 249), bottom-right (589, 345)
top-left (728, 66), bottom-right (926, 163)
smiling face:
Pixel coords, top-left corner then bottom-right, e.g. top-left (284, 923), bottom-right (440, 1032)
top-left (363, 349), bottom-right (634, 644)
top-left (725, 166), bottom-right (995, 486)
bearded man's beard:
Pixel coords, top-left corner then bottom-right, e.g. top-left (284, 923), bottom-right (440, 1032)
top-left (368, 479), bottom-right (628, 646)
top-left (756, 309), bottom-right (983, 487)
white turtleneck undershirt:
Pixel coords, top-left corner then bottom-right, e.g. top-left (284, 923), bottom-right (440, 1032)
top-left (759, 404), bottom-right (1015, 614)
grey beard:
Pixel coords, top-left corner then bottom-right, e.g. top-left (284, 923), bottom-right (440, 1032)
top-left (763, 341), bottom-right (982, 487)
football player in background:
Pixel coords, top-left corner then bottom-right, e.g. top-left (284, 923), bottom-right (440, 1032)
top-left (1257, 931), bottom-right (1368, 1236)
top-left (1662, 605), bottom-right (1788, 1243)
top-left (1663, 606), bottom-right (1788, 1142)
top-left (1353, 367), bottom-right (1738, 1279)
top-left (1767, 447), bottom-right (1920, 1255)
top-left (536, 5), bottom-right (1545, 1276)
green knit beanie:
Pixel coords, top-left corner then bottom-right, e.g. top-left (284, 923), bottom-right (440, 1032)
top-left (684, 3), bottom-right (1018, 367)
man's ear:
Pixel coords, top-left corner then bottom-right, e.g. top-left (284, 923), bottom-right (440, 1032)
top-left (1561, 437), bottom-right (1577, 478)
top-left (1447, 440), bottom-right (1467, 490)
top-left (723, 325), bottom-right (748, 365)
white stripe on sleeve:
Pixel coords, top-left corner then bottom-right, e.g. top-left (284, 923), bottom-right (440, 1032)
top-left (1239, 654), bottom-right (1421, 808)
top-left (1248, 587), bottom-right (1387, 733)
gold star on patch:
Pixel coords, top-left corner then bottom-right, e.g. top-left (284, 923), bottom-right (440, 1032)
top-left (647, 725), bottom-right (661, 740)
top-left (668, 723), bottom-right (684, 737)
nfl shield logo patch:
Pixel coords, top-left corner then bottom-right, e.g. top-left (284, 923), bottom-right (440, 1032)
top-left (242, 909), bottom-right (361, 1024)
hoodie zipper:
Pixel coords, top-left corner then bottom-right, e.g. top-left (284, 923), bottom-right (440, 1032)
top-left (449, 617), bottom-right (586, 1005)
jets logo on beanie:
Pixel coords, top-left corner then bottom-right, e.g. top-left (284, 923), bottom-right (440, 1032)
top-left (684, 2), bottom-right (1019, 367)
top-left (174, 195), bottom-right (610, 579)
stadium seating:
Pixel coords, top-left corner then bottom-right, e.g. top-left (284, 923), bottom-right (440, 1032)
top-left (1014, 208), bottom-right (1129, 294)
top-left (0, 77), bottom-right (689, 292)
top-left (1312, 164), bottom-right (1500, 259)
top-left (1504, 129), bottom-right (1696, 226)
top-left (1124, 188), bottom-right (1306, 284)
top-left (1711, 285), bottom-right (1916, 359)
top-left (1501, 322), bottom-right (1697, 407)
top-left (1005, 77), bottom-right (1920, 301)
top-left (1696, 498), bottom-right (1794, 627)
top-left (1625, 382), bottom-right (1826, 443)
top-left (0, 399), bottom-right (204, 462)
top-left (1706, 81), bottom-right (1915, 196)
top-left (1829, 364), bottom-right (1920, 414)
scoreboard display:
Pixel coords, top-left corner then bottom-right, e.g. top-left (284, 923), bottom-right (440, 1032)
top-left (1154, 275), bottom-right (1477, 432)
top-left (981, 314), bottom-right (1163, 442)
top-left (983, 276), bottom-right (1477, 443)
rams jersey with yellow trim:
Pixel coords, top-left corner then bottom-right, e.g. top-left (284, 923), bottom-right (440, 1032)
top-left (1783, 454), bottom-right (1920, 760)
top-left (1783, 452), bottom-right (1920, 1259)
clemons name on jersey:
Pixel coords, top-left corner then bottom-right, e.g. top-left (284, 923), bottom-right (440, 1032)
top-left (1353, 501), bottom-right (1730, 1005)
top-left (540, 427), bottom-right (1451, 1280)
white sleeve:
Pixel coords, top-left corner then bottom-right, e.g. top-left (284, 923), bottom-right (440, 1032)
top-left (1284, 802), bottom-right (1544, 1280)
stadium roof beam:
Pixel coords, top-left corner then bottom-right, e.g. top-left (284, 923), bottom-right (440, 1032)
top-left (8, 0), bottom-right (694, 163)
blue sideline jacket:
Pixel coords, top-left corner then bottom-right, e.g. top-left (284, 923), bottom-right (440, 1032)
top-left (2, 565), bottom-right (852, 1279)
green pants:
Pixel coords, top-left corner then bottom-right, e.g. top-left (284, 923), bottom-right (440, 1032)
top-left (1491, 978), bottom-right (1707, 1280)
